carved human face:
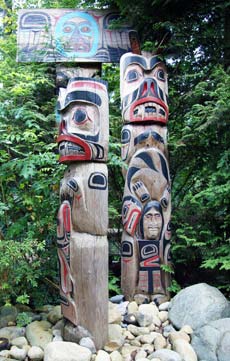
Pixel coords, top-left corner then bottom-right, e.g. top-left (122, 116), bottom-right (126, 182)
top-left (143, 206), bottom-right (163, 240)
top-left (120, 53), bottom-right (168, 124)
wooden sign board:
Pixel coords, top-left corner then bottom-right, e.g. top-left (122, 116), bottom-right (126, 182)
top-left (17, 9), bottom-right (140, 63)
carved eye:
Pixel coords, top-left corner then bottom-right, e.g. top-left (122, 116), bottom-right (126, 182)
top-left (63, 22), bottom-right (74, 33)
top-left (126, 70), bottom-right (140, 83)
top-left (67, 179), bottom-right (78, 192)
top-left (157, 69), bottom-right (165, 81)
top-left (88, 172), bottom-right (107, 190)
top-left (121, 129), bottom-right (131, 144)
top-left (79, 22), bottom-right (91, 34)
top-left (63, 26), bottom-right (72, 33)
top-left (73, 109), bottom-right (87, 124)
top-left (81, 26), bottom-right (90, 33)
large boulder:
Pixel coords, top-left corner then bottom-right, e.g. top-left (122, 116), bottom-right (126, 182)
top-left (26, 321), bottom-right (52, 350)
top-left (44, 341), bottom-right (92, 361)
top-left (191, 318), bottom-right (230, 361)
top-left (168, 283), bottom-right (230, 330)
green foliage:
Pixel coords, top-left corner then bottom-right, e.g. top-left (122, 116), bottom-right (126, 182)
top-left (0, 6), bottom-right (60, 305)
top-left (167, 279), bottom-right (181, 294)
top-left (109, 271), bottom-right (121, 296)
top-left (16, 312), bottom-right (32, 327)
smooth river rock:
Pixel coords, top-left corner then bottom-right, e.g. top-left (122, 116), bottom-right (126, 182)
top-left (168, 283), bottom-right (230, 330)
top-left (0, 327), bottom-right (25, 341)
top-left (26, 321), bottom-right (52, 350)
top-left (172, 339), bottom-right (197, 361)
top-left (191, 318), bottom-right (230, 361)
top-left (149, 349), bottom-right (182, 361)
top-left (47, 306), bottom-right (62, 325)
top-left (44, 341), bottom-right (92, 361)
top-left (104, 324), bottom-right (125, 352)
top-left (0, 306), bottom-right (18, 328)
top-left (109, 302), bottom-right (122, 325)
top-left (9, 345), bottom-right (27, 360)
top-left (27, 345), bottom-right (44, 360)
top-left (95, 350), bottom-right (110, 361)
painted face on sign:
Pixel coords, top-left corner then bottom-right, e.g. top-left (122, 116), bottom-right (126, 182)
top-left (57, 77), bottom-right (109, 162)
top-left (55, 11), bottom-right (99, 58)
top-left (120, 53), bottom-right (168, 124)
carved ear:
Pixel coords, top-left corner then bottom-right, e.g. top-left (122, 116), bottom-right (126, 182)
top-left (154, 31), bottom-right (172, 55)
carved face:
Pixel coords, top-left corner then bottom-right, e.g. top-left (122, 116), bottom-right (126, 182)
top-left (57, 77), bottom-right (109, 162)
top-left (143, 206), bottom-right (163, 240)
top-left (121, 124), bottom-right (167, 166)
top-left (138, 200), bottom-right (164, 240)
top-left (120, 53), bottom-right (168, 124)
top-left (55, 11), bottom-right (99, 58)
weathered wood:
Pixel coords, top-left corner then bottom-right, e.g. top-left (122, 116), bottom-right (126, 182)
top-left (120, 52), bottom-right (171, 301)
top-left (121, 154), bottom-right (171, 298)
top-left (60, 162), bottom-right (108, 235)
top-left (121, 231), bottom-right (139, 300)
top-left (57, 200), bottom-right (78, 324)
top-left (121, 123), bottom-right (168, 177)
top-left (56, 64), bottom-right (102, 88)
top-left (70, 232), bottom-right (108, 349)
top-left (56, 66), bottom-right (109, 348)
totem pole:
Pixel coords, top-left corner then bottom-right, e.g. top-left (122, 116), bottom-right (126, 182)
top-left (56, 75), bottom-right (109, 349)
top-left (17, 7), bottom-right (140, 349)
top-left (120, 52), bottom-right (171, 303)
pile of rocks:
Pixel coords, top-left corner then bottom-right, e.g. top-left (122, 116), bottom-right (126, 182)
top-left (0, 283), bottom-right (229, 361)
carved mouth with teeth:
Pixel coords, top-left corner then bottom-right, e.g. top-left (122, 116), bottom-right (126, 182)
top-left (133, 102), bottom-right (166, 119)
top-left (59, 141), bottom-right (85, 156)
top-left (128, 98), bottom-right (168, 124)
top-left (57, 134), bottom-right (91, 162)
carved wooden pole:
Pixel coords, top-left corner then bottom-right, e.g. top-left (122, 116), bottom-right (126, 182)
top-left (56, 73), bottom-right (109, 349)
top-left (120, 52), bottom-right (172, 303)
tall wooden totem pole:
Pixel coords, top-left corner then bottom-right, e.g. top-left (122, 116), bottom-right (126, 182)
top-left (56, 73), bottom-right (109, 349)
top-left (17, 7), bottom-right (140, 349)
top-left (120, 52), bottom-right (171, 303)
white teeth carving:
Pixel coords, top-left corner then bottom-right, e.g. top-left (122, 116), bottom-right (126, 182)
top-left (133, 102), bottom-right (166, 118)
top-left (59, 141), bottom-right (85, 156)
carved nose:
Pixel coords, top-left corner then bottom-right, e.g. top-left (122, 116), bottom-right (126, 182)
top-left (140, 78), bottom-right (157, 97)
top-left (70, 27), bottom-right (81, 40)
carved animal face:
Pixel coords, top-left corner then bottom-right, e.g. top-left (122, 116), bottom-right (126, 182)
top-left (120, 53), bottom-right (168, 124)
top-left (57, 78), bottom-right (109, 162)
